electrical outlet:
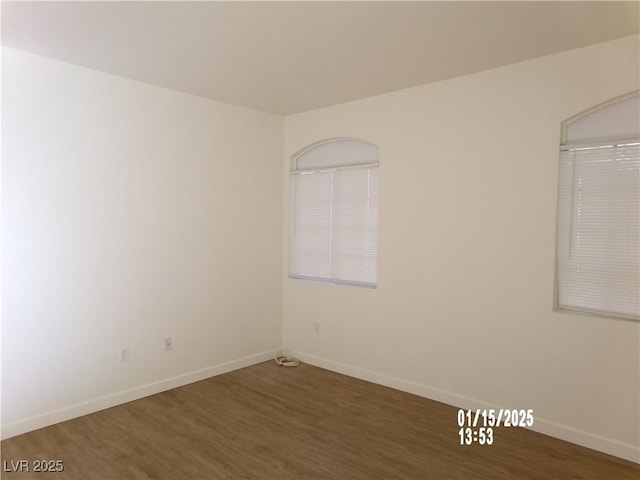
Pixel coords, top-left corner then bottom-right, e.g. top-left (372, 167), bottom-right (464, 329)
top-left (315, 322), bottom-right (320, 333)
top-left (120, 348), bottom-right (129, 362)
top-left (164, 337), bottom-right (173, 351)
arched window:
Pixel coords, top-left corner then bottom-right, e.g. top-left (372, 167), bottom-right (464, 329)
top-left (555, 91), bottom-right (639, 320)
top-left (289, 138), bottom-right (379, 288)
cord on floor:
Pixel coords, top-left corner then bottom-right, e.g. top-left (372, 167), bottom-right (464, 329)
top-left (274, 353), bottom-right (300, 367)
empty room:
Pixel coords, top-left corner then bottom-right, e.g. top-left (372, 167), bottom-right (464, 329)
top-left (1, 1), bottom-right (639, 479)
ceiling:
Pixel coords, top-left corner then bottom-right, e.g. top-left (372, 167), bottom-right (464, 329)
top-left (2, 1), bottom-right (638, 115)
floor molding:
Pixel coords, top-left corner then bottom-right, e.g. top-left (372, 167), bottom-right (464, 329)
top-left (291, 350), bottom-right (640, 464)
top-left (1, 349), bottom-right (279, 441)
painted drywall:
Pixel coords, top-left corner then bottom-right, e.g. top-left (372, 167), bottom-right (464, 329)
top-left (2, 47), bottom-right (283, 436)
top-left (283, 35), bottom-right (640, 462)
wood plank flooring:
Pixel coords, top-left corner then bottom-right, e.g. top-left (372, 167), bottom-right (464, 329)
top-left (1, 361), bottom-right (638, 479)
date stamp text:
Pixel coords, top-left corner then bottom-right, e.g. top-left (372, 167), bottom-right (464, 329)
top-left (458, 408), bottom-right (534, 445)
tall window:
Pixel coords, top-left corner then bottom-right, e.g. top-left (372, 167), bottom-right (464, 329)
top-left (555, 91), bottom-right (639, 320)
top-left (289, 138), bottom-right (379, 288)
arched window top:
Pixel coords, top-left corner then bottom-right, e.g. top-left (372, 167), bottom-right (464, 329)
top-left (562, 90), bottom-right (639, 146)
top-left (291, 137), bottom-right (379, 172)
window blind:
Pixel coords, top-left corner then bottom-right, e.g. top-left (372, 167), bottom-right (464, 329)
top-left (556, 141), bottom-right (639, 320)
top-left (289, 139), bottom-right (379, 287)
top-left (290, 165), bottom-right (378, 287)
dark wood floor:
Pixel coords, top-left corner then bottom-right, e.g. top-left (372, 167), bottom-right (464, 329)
top-left (1, 361), bottom-right (638, 479)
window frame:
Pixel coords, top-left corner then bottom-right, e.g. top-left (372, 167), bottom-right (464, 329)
top-left (288, 137), bottom-right (379, 288)
top-left (553, 91), bottom-right (640, 321)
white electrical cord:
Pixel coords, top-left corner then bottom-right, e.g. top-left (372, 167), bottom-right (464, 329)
top-left (274, 353), bottom-right (300, 367)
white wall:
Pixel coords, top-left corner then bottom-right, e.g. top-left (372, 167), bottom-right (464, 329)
top-left (283, 35), bottom-right (640, 462)
top-left (2, 47), bottom-right (283, 437)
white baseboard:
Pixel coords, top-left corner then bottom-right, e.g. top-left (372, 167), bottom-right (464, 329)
top-left (291, 350), bottom-right (640, 464)
top-left (1, 350), bottom-right (278, 441)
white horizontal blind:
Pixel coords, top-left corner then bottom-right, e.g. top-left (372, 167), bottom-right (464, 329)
top-left (556, 141), bottom-right (640, 320)
top-left (290, 166), bottom-right (378, 287)
top-left (290, 139), bottom-right (379, 287)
